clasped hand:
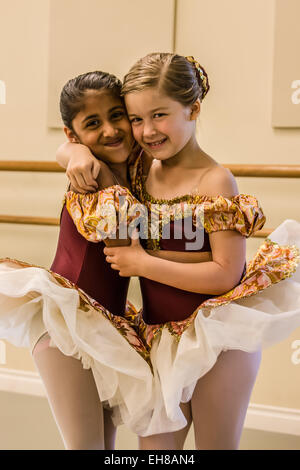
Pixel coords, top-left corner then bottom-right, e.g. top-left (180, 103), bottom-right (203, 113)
top-left (103, 232), bottom-right (147, 277)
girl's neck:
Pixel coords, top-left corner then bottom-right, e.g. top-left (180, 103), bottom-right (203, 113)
top-left (107, 161), bottom-right (129, 186)
top-left (160, 135), bottom-right (207, 170)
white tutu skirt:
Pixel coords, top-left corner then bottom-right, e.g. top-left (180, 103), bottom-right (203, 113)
top-left (141, 219), bottom-right (300, 435)
top-left (0, 259), bottom-right (158, 436)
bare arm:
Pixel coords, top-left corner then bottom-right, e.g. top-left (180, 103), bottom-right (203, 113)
top-left (136, 229), bottom-right (245, 294)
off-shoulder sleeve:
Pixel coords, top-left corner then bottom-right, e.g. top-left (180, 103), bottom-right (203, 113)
top-left (193, 194), bottom-right (266, 237)
top-left (64, 185), bottom-right (142, 242)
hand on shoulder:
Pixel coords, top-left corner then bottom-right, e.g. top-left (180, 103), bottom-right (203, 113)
top-left (65, 144), bottom-right (101, 193)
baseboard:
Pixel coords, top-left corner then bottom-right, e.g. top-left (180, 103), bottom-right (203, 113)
top-left (244, 403), bottom-right (300, 436)
top-left (0, 367), bottom-right (300, 436)
top-left (0, 367), bottom-right (46, 397)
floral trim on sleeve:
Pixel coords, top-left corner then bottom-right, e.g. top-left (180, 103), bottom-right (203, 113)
top-left (64, 185), bottom-right (141, 242)
top-left (196, 194), bottom-right (266, 237)
top-left (133, 151), bottom-right (266, 238)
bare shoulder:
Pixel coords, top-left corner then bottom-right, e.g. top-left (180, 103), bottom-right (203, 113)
top-left (201, 164), bottom-right (239, 198)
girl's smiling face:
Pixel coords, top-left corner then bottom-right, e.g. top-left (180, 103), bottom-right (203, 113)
top-left (66, 89), bottom-right (134, 164)
top-left (125, 87), bottom-right (200, 161)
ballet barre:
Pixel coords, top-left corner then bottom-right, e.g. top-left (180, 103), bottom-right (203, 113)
top-left (1, 161), bottom-right (300, 237)
top-left (1, 161), bottom-right (300, 177)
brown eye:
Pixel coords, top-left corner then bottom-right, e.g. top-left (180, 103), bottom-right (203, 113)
top-left (111, 111), bottom-right (125, 120)
top-left (130, 117), bottom-right (142, 124)
top-left (86, 120), bottom-right (99, 128)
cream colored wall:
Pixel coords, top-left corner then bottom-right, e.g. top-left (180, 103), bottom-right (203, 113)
top-left (272, 0), bottom-right (300, 127)
top-left (0, 0), bottom-right (299, 417)
top-left (48, 0), bottom-right (175, 127)
top-left (0, 0), bottom-right (173, 370)
top-left (0, 0), bottom-right (66, 371)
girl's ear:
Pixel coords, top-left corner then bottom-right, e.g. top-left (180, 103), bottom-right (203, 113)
top-left (63, 126), bottom-right (80, 143)
top-left (190, 99), bottom-right (201, 121)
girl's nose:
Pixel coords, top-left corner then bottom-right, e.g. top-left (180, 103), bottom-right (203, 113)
top-left (102, 122), bottom-right (117, 137)
top-left (142, 120), bottom-right (156, 139)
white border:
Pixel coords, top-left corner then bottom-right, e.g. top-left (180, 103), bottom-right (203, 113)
top-left (0, 367), bottom-right (300, 436)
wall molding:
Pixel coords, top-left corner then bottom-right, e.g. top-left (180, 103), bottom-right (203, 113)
top-left (1, 367), bottom-right (300, 436)
top-left (0, 368), bottom-right (46, 397)
top-left (244, 403), bottom-right (300, 436)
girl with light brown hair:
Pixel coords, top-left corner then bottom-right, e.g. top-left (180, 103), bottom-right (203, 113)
top-left (55, 53), bottom-right (300, 449)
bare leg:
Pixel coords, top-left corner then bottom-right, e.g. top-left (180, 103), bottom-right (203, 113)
top-left (138, 401), bottom-right (192, 450)
top-left (191, 348), bottom-right (262, 450)
top-left (32, 334), bottom-right (116, 450)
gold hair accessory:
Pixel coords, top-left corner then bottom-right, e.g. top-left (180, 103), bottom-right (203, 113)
top-left (185, 56), bottom-right (209, 100)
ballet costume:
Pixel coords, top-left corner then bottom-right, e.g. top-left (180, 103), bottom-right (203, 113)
top-left (64, 150), bottom-right (300, 435)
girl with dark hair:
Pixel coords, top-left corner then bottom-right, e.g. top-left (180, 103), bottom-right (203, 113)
top-left (0, 70), bottom-right (155, 449)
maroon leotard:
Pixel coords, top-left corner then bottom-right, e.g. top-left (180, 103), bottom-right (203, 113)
top-left (130, 149), bottom-right (248, 327)
top-left (50, 205), bottom-right (129, 317)
top-left (140, 218), bottom-right (247, 324)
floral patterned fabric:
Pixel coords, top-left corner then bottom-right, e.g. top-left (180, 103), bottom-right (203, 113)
top-left (65, 187), bottom-right (266, 248)
top-left (132, 150), bottom-right (266, 240)
top-left (64, 185), bottom-right (140, 242)
top-left (194, 193), bottom-right (266, 237)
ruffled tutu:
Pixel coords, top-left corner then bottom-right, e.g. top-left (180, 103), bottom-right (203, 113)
top-left (138, 219), bottom-right (300, 434)
top-left (0, 258), bottom-right (157, 435)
